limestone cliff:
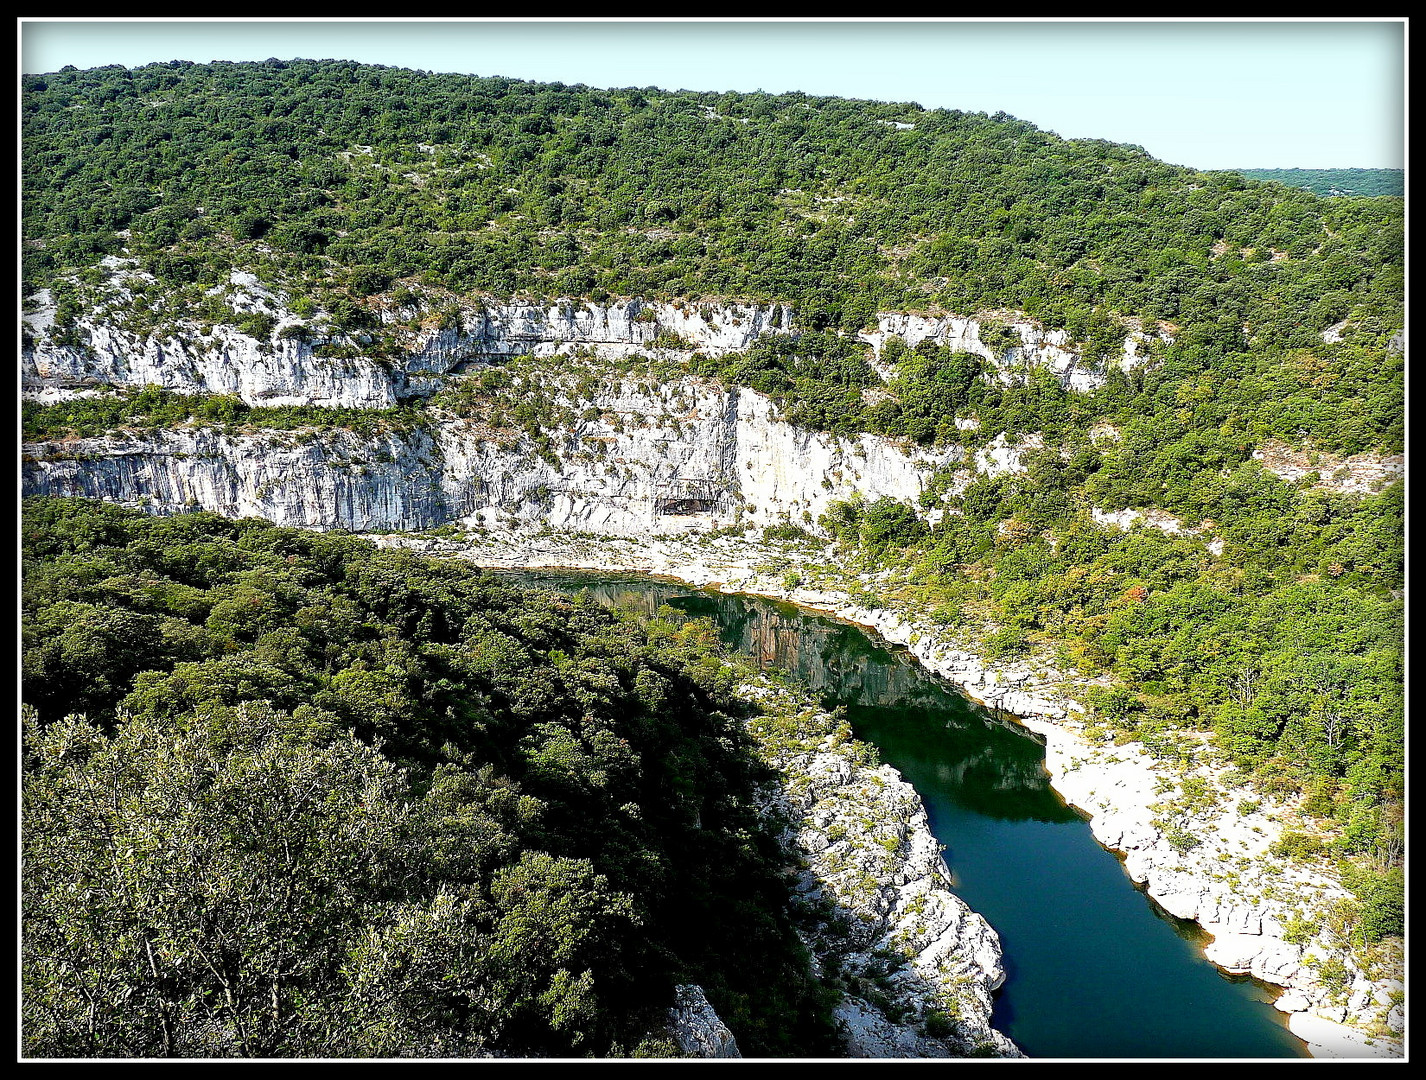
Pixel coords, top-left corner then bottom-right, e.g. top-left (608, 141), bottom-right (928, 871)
top-left (24, 272), bottom-right (796, 409)
top-left (25, 267), bottom-right (1149, 408)
top-left (19, 285), bottom-right (1400, 1058)
top-left (742, 679), bottom-right (1020, 1058)
top-left (23, 428), bottom-right (451, 533)
top-left (860, 310), bottom-right (1167, 392)
top-left (663, 985), bottom-right (741, 1058)
top-left (24, 380), bottom-right (959, 538)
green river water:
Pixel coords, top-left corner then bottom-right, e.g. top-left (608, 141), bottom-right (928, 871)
top-left (505, 571), bottom-right (1310, 1059)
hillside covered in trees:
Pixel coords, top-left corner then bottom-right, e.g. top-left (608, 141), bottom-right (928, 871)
top-left (22, 497), bottom-right (846, 1057)
top-left (1235, 169), bottom-right (1404, 199)
top-left (21, 58), bottom-right (1405, 1056)
top-left (23, 59), bottom-right (1401, 345)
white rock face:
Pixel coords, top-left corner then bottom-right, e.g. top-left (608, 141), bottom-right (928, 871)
top-left (25, 383), bottom-right (960, 538)
top-left (747, 682), bottom-right (1021, 1058)
top-left (26, 283), bottom-right (1166, 407)
top-left (665, 985), bottom-right (740, 1058)
top-left (460, 297), bottom-right (792, 359)
top-left (23, 429), bottom-right (450, 532)
top-left (1321, 319), bottom-right (1351, 344)
top-left (1252, 441), bottom-right (1405, 496)
top-left (22, 296), bottom-right (795, 409)
top-left (1090, 506), bottom-right (1228, 554)
top-left (1288, 1013), bottom-right (1398, 1059)
top-left (860, 312), bottom-right (1167, 392)
top-left (973, 432), bottom-right (1043, 479)
top-left (1091, 506), bottom-right (1195, 537)
top-left (25, 323), bottom-right (414, 409)
top-left (473, 379), bottom-right (947, 538)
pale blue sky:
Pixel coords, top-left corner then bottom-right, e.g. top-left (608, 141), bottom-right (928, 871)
top-left (19, 18), bottom-right (1406, 171)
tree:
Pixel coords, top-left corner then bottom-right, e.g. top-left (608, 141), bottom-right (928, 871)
top-left (23, 704), bottom-right (428, 1057)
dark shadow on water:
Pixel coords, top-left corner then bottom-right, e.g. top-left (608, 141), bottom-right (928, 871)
top-left (502, 570), bottom-right (1309, 1059)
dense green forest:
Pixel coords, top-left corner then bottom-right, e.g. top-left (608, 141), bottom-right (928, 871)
top-left (711, 335), bottom-right (1405, 929)
top-left (21, 497), bottom-right (843, 1058)
top-left (819, 469), bottom-right (1403, 872)
top-left (1236, 169), bottom-right (1404, 199)
top-left (22, 59), bottom-right (1401, 348)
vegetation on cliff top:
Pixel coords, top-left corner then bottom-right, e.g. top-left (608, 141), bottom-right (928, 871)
top-left (1234, 168), bottom-right (1404, 199)
top-left (24, 59), bottom-right (1401, 352)
top-left (20, 59), bottom-right (1404, 1040)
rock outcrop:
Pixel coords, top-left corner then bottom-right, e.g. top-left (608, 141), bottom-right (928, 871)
top-left (19, 287), bottom-right (1401, 1059)
top-left (742, 680), bottom-right (1020, 1058)
top-left (1252, 440), bottom-right (1405, 496)
top-left (24, 277), bottom-right (796, 409)
top-left (26, 268), bottom-right (1155, 408)
top-left (23, 428), bottom-right (451, 533)
top-left (390, 527), bottom-right (1403, 1059)
top-left (860, 311), bottom-right (1168, 392)
top-left (664, 985), bottom-right (740, 1058)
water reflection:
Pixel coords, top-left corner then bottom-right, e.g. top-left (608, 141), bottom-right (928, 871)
top-left (532, 574), bottom-right (1076, 822)
top-left (505, 571), bottom-right (1307, 1059)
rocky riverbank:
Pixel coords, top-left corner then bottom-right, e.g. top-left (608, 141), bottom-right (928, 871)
top-left (370, 526), bottom-right (1404, 1060)
top-left (740, 677), bottom-right (1020, 1058)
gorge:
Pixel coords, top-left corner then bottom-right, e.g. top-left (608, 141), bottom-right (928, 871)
top-left (21, 298), bottom-right (1403, 1058)
top-left (21, 60), bottom-right (1403, 1060)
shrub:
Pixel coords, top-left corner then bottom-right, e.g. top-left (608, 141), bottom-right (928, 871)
top-left (1271, 831), bottom-right (1325, 860)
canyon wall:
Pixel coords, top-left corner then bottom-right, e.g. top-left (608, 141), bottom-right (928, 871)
top-left (25, 379), bottom-right (961, 537)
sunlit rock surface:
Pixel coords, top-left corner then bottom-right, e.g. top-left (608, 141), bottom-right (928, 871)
top-left (664, 985), bottom-right (740, 1058)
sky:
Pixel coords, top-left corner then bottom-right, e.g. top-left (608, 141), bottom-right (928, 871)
top-left (18, 18), bottom-right (1407, 172)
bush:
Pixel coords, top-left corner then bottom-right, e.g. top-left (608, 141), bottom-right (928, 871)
top-left (981, 625), bottom-right (1029, 660)
top-left (1271, 831), bottom-right (1325, 860)
top-left (1341, 865), bottom-right (1404, 943)
top-left (1163, 824), bottom-right (1202, 855)
top-left (858, 498), bottom-right (928, 554)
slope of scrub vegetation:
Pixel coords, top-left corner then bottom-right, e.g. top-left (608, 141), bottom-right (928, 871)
top-left (1235, 169), bottom-right (1404, 199)
top-left (23, 59), bottom-right (1401, 347)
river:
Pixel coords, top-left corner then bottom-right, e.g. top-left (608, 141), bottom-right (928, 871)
top-left (502, 570), bottom-right (1310, 1059)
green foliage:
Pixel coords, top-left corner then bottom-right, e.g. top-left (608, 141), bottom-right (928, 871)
top-left (23, 387), bottom-right (426, 441)
top-left (24, 705), bottom-right (460, 1057)
top-left (1339, 865), bottom-right (1404, 944)
top-left (1235, 169), bottom-right (1404, 199)
top-left (21, 497), bottom-right (841, 1058)
top-left (873, 343), bottom-right (987, 445)
top-left (21, 60), bottom-right (1401, 373)
top-left (695, 332), bottom-right (877, 435)
top-left (981, 625), bottom-right (1030, 661)
top-left (921, 1009), bottom-right (957, 1040)
top-left (1270, 831), bottom-right (1326, 861)
top-left (858, 498), bottom-right (930, 555)
top-left (18, 59), bottom-right (1405, 1006)
top-left (763, 522), bottom-right (816, 543)
top-left (1316, 955), bottom-right (1351, 1000)
top-left (1162, 824), bottom-right (1202, 856)
top-left (1280, 914), bottom-right (1319, 947)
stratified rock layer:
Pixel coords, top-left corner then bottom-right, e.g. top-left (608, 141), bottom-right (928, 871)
top-left (24, 384), bottom-right (958, 537)
top-left (20, 288), bottom-right (1402, 1059)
